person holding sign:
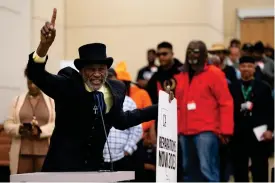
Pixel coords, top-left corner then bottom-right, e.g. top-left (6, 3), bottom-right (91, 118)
top-left (25, 9), bottom-right (174, 172)
top-left (174, 40), bottom-right (234, 182)
top-left (229, 56), bottom-right (274, 182)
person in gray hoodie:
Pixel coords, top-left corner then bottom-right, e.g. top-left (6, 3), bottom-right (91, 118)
top-left (253, 41), bottom-right (274, 87)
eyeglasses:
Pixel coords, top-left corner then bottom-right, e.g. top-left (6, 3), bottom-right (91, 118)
top-left (187, 49), bottom-right (200, 54)
top-left (157, 52), bottom-right (169, 57)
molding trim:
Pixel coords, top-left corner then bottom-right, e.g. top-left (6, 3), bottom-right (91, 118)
top-left (237, 8), bottom-right (274, 19)
top-left (0, 6), bottom-right (21, 15)
top-left (66, 22), bottom-right (224, 35)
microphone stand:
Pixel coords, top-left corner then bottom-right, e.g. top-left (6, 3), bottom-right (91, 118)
top-left (95, 94), bottom-right (114, 172)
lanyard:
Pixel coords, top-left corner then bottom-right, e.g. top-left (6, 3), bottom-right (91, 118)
top-left (241, 85), bottom-right (252, 101)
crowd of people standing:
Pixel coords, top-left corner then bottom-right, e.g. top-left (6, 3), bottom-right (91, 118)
top-left (3, 10), bottom-right (274, 181)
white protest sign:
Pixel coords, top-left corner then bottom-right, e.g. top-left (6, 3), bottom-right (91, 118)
top-left (156, 90), bottom-right (178, 182)
top-left (60, 60), bottom-right (78, 71)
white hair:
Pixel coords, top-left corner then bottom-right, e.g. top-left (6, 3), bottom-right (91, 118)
top-left (209, 55), bottom-right (220, 62)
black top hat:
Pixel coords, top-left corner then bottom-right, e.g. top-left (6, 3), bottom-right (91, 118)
top-left (74, 43), bottom-right (113, 70)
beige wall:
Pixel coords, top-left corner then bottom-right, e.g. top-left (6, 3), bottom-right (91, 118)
top-left (223, 0), bottom-right (274, 46)
top-left (2, 0), bottom-right (271, 122)
top-left (65, 0), bottom-right (224, 79)
top-left (0, 0), bottom-right (65, 123)
top-left (0, 0), bottom-right (31, 122)
top-left (31, 0), bottom-right (65, 74)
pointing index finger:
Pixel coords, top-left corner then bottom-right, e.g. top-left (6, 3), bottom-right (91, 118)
top-left (51, 8), bottom-right (57, 27)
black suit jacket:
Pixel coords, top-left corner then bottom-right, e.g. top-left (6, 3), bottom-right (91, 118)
top-left (229, 79), bottom-right (274, 138)
top-left (222, 65), bottom-right (238, 84)
top-left (26, 53), bottom-right (158, 172)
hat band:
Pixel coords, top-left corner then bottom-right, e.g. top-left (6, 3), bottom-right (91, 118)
top-left (78, 56), bottom-right (108, 60)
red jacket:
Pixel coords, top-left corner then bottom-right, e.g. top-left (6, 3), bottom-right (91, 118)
top-left (174, 65), bottom-right (234, 135)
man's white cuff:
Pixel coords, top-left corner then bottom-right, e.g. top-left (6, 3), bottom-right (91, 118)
top-left (33, 51), bottom-right (46, 63)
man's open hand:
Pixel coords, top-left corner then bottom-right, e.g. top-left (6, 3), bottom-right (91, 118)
top-left (37, 8), bottom-right (57, 57)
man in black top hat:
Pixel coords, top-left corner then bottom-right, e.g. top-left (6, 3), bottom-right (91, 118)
top-left (229, 56), bottom-right (274, 182)
top-left (25, 9), bottom-right (163, 172)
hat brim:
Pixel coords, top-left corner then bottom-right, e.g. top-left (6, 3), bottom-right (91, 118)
top-left (74, 57), bottom-right (113, 70)
top-left (208, 49), bottom-right (229, 54)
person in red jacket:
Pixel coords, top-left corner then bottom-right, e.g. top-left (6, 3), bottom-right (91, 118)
top-left (174, 40), bottom-right (234, 182)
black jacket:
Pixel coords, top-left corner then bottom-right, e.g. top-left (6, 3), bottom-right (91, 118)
top-left (26, 53), bottom-right (158, 172)
top-left (229, 79), bottom-right (274, 137)
top-left (146, 59), bottom-right (183, 104)
top-left (223, 65), bottom-right (238, 84)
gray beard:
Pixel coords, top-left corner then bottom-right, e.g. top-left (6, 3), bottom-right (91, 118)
top-left (86, 80), bottom-right (98, 91)
top-left (82, 72), bottom-right (108, 91)
top-left (85, 78), bottom-right (107, 91)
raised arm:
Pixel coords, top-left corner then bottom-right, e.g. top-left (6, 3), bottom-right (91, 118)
top-left (110, 81), bottom-right (158, 130)
top-left (113, 104), bottom-right (158, 130)
top-left (26, 8), bottom-right (70, 99)
top-left (112, 81), bottom-right (174, 130)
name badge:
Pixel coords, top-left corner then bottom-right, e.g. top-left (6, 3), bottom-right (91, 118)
top-left (256, 62), bottom-right (264, 70)
top-left (241, 101), bottom-right (253, 111)
top-left (151, 66), bottom-right (158, 73)
top-left (187, 102), bottom-right (196, 110)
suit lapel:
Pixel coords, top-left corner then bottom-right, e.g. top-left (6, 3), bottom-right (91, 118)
top-left (236, 80), bottom-right (245, 102)
top-left (105, 80), bottom-right (118, 113)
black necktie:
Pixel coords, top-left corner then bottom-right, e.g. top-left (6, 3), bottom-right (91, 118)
top-left (93, 91), bottom-right (106, 114)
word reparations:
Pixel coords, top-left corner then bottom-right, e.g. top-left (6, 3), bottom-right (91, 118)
top-left (158, 136), bottom-right (177, 170)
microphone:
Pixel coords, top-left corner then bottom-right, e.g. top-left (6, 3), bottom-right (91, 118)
top-left (94, 92), bottom-right (114, 172)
